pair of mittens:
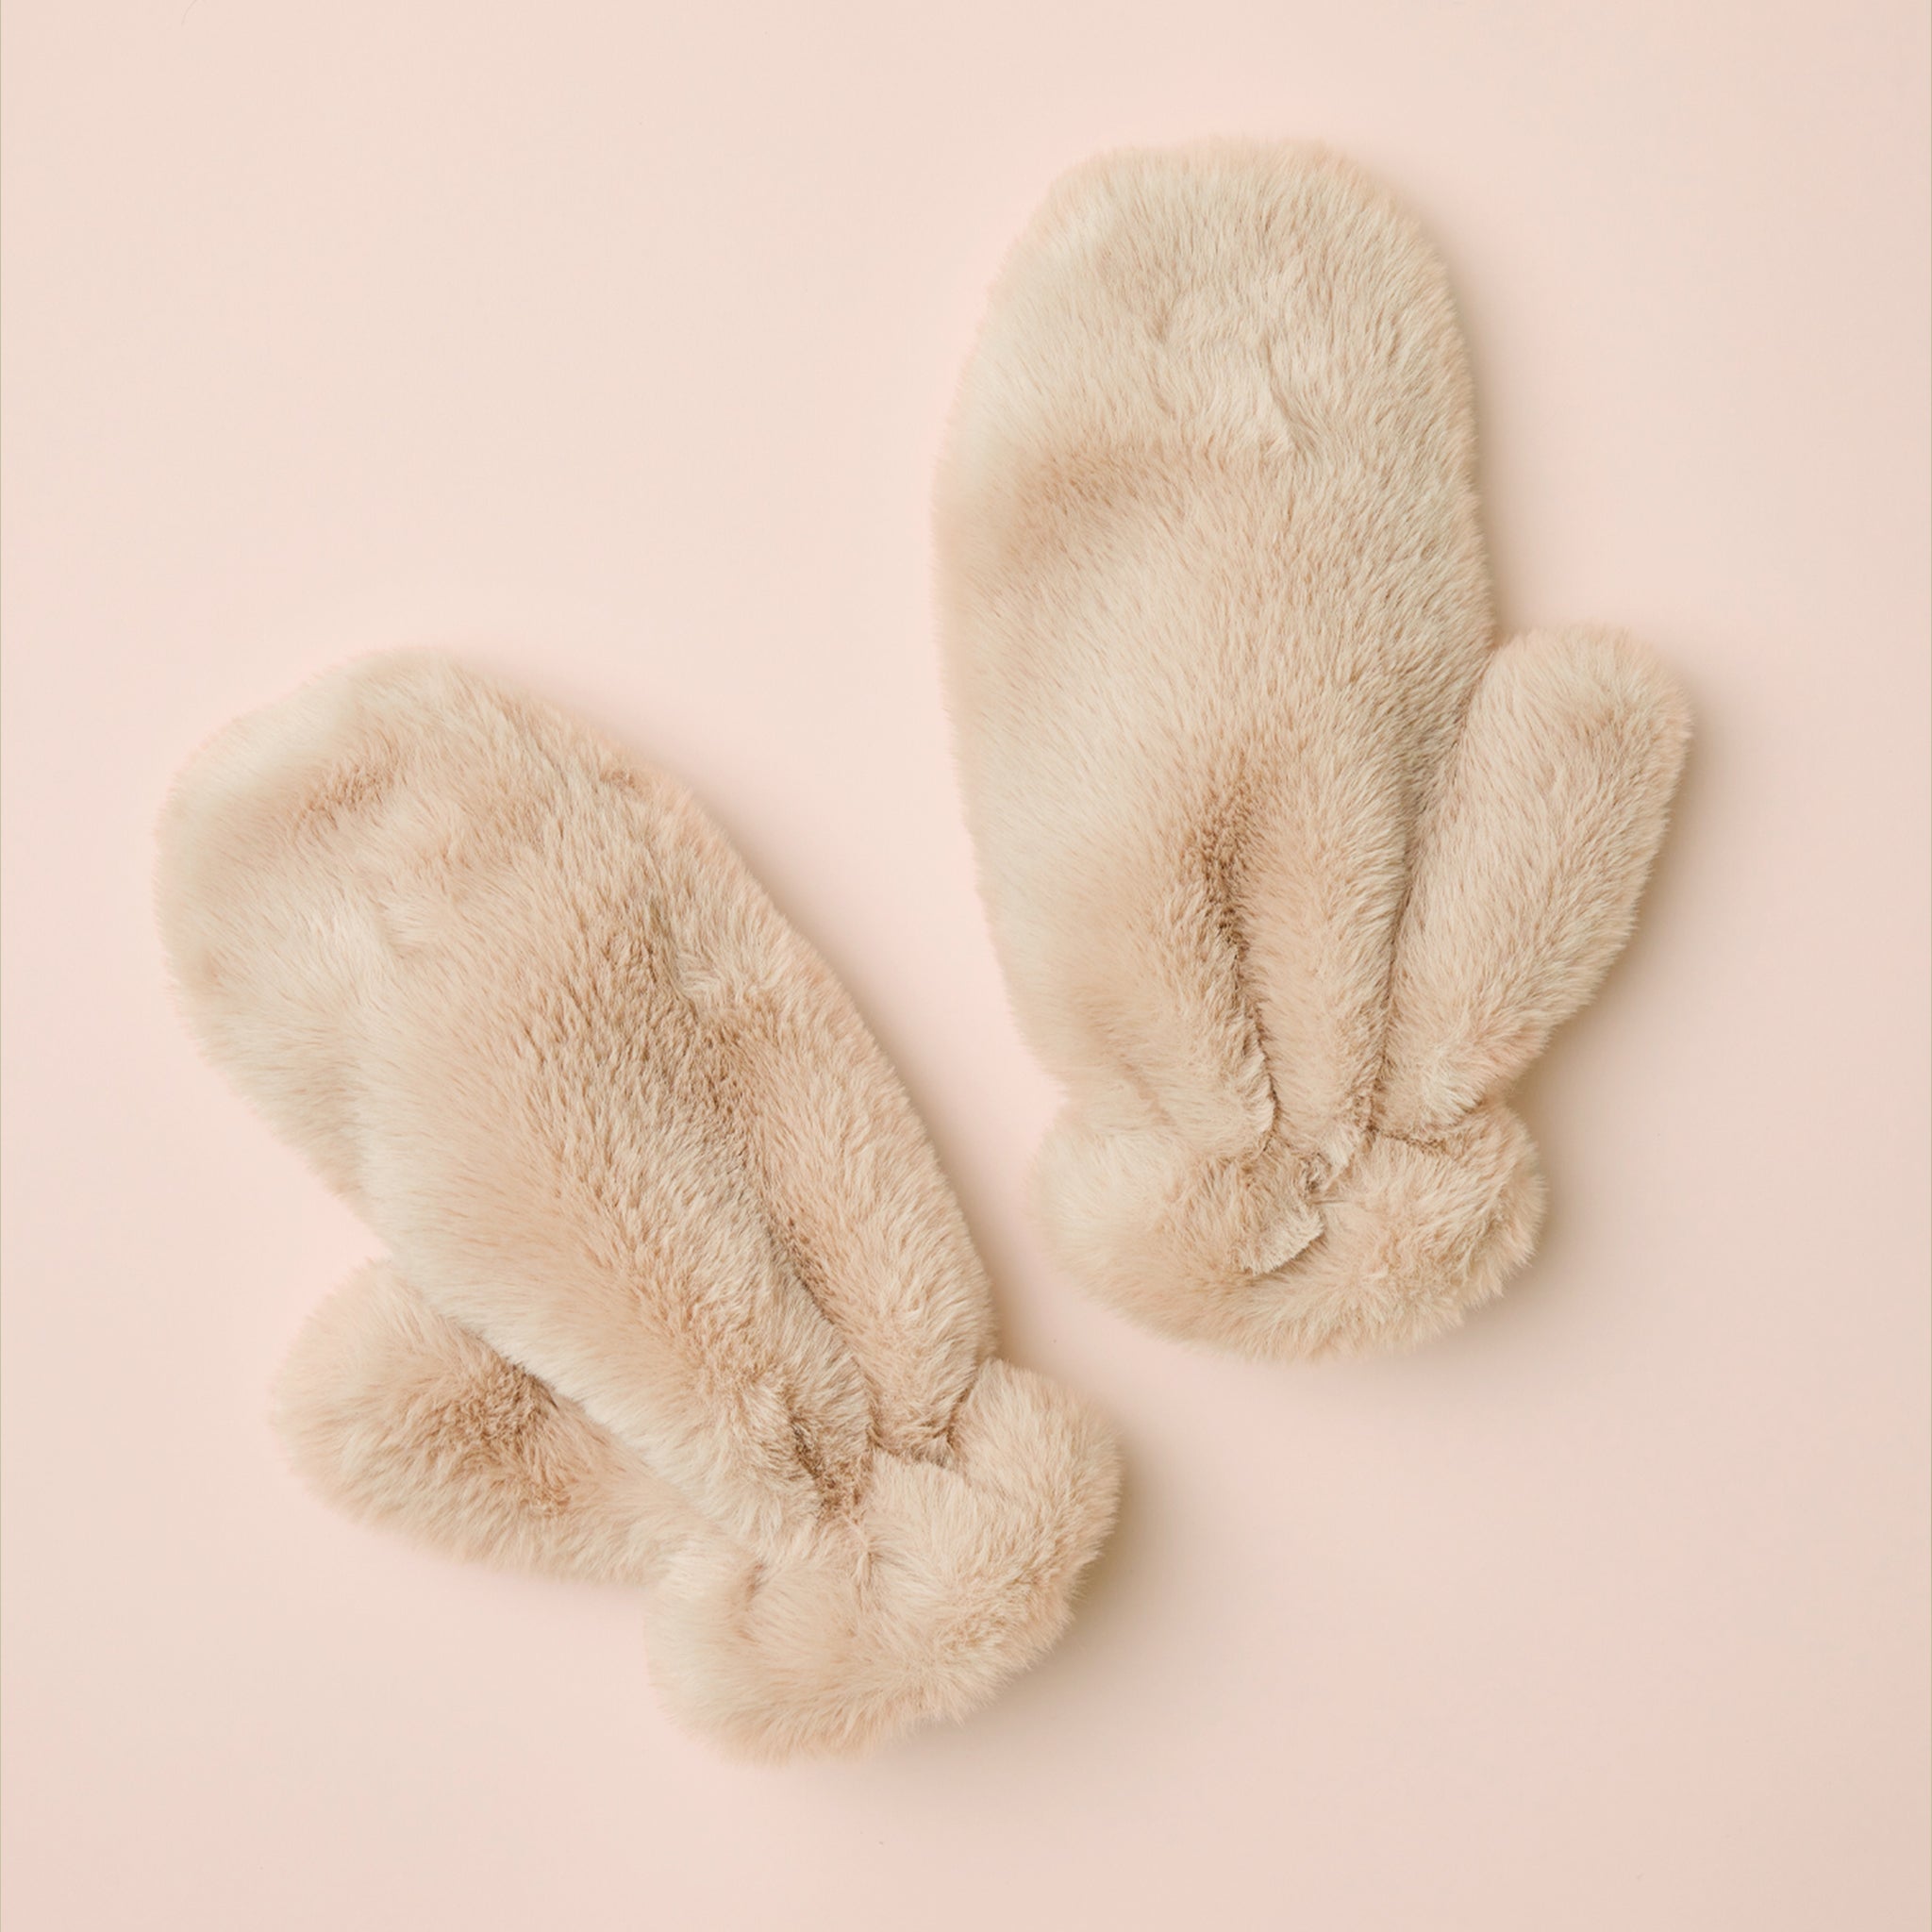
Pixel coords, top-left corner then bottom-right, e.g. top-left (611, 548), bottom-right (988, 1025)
top-left (157, 654), bottom-right (1120, 1759)
top-left (159, 140), bottom-right (1687, 1759)
top-left (936, 142), bottom-right (1689, 1360)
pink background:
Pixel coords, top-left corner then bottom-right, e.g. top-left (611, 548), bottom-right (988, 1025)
top-left (4, 2), bottom-right (1927, 1926)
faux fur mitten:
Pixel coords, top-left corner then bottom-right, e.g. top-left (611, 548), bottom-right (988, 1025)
top-left (157, 655), bottom-right (1119, 1758)
top-left (935, 142), bottom-right (1690, 1361)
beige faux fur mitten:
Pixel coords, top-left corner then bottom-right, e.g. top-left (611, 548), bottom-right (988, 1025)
top-left (157, 655), bottom-right (1118, 1758)
top-left (936, 142), bottom-right (1690, 1361)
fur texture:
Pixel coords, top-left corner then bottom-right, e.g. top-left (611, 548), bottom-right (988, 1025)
top-left (935, 142), bottom-right (1690, 1359)
top-left (157, 654), bottom-right (1119, 1758)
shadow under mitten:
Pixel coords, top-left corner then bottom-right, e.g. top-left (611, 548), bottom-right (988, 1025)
top-left (158, 654), bottom-right (1119, 1757)
top-left (935, 142), bottom-right (1690, 1360)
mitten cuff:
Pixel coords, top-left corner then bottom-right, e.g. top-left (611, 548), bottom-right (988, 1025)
top-left (1038, 1104), bottom-right (1543, 1361)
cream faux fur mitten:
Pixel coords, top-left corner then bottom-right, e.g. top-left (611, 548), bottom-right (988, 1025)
top-left (936, 142), bottom-right (1690, 1361)
top-left (158, 655), bottom-right (1118, 1758)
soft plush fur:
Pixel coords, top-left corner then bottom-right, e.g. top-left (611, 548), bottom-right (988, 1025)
top-left (157, 655), bottom-right (1119, 1758)
top-left (935, 142), bottom-right (1690, 1360)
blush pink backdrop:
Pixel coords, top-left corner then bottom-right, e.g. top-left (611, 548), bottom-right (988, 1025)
top-left (3, 3), bottom-right (1927, 1927)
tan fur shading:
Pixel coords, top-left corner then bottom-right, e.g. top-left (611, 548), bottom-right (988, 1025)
top-left (935, 142), bottom-right (1690, 1359)
top-left (157, 655), bottom-right (1119, 1758)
